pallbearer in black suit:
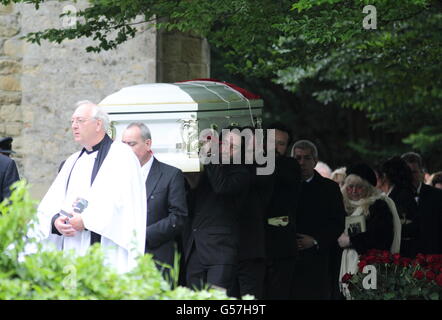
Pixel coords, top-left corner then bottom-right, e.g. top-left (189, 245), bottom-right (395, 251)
top-left (402, 152), bottom-right (442, 254)
top-left (122, 122), bottom-right (188, 277)
top-left (431, 172), bottom-right (442, 190)
top-left (264, 123), bottom-right (301, 300)
top-left (183, 127), bottom-right (250, 292)
top-left (230, 126), bottom-right (275, 299)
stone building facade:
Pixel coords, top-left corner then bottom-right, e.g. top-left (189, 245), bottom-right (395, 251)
top-left (0, 2), bottom-right (210, 199)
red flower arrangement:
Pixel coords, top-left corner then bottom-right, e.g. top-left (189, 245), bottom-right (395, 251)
top-left (342, 249), bottom-right (442, 300)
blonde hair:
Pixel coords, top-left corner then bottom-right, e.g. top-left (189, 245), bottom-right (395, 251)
top-left (341, 174), bottom-right (380, 216)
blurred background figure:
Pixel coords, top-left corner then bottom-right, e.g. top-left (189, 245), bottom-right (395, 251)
top-left (402, 152), bottom-right (442, 254)
top-left (0, 154), bottom-right (20, 203)
top-left (423, 168), bottom-right (432, 185)
top-left (0, 137), bottom-right (16, 157)
top-left (315, 161), bottom-right (332, 179)
top-left (331, 167), bottom-right (347, 187)
top-left (0, 137), bottom-right (20, 202)
top-left (430, 171), bottom-right (442, 190)
top-left (377, 156), bottom-right (418, 257)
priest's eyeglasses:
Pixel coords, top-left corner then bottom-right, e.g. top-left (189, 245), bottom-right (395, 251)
top-left (71, 117), bottom-right (95, 125)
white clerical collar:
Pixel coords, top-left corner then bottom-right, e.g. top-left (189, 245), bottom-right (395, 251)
top-left (141, 155), bottom-right (154, 181)
top-left (80, 148), bottom-right (98, 157)
top-left (305, 175), bottom-right (314, 183)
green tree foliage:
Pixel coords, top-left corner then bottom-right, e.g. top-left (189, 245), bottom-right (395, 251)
top-left (274, 1), bottom-right (442, 154)
top-left (2, 0), bottom-right (441, 163)
top-left (0, 181), bottom-right (233, 299)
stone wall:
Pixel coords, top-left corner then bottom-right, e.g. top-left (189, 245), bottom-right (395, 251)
top-left (0, 3), bottom-right (23, 174)
top-left (0, 2), bottom-right (155, 199)
top-left (157, 30), bottom-right (210, 82)
top-left (0, 2), bottom-right (210, 201)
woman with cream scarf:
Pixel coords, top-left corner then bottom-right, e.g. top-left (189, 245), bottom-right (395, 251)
top-left (337, 164), bottom-right (401, 299)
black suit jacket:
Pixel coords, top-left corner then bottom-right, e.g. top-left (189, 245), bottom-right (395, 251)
top-left (389, 186), bottom-right (419, 226)
top-left (184, 163), bottom-right (250, 265)
top-left (293, 171), bottom-right (345, 299)
top-left (238, 163), bottom-right (275, 260)
top-left (0, 154), bottom-right (19, 202)
top-left (296, 171), bottom-right (345, 253)
top-left (145, 158), bottom-right (188, 267)
top-left (389, 186), bottom-right (419, 256)
top-left (265, 156), bottom-right (301, 259)
top-left (415, 184), bottom-right (442, 254)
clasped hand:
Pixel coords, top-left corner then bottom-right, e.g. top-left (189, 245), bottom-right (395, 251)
top-left (337, 233), bottom-right (351, 248)
top-left (54, 212), bottom-right (85, 237)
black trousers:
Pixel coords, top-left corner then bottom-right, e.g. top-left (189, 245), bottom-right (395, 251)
top-left (291, 249), bottom-right (331, 300)
top-left (264, 257), bottom-right (296, 300)
top-left (230, 258), bottom-right (266, 299)
top-left (185, 246), bottom-right (235, 292)
top-left (329, 244), bottom-right (343, 300)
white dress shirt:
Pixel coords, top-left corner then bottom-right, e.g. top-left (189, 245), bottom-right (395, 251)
top-left (141, 155), bottom-right (154, 181)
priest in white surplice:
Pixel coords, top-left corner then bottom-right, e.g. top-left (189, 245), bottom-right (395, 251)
top-left (35, 101), bottom-right (147, 273)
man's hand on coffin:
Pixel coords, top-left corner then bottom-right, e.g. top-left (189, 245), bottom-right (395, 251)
top-left (69, 212), bottom-right (85, 232)
top-left (54, 216), bottom-right (77, 237)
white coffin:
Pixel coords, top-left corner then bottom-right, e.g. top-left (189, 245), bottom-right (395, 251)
top-left (99, 80), bottom-right (263, 172)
